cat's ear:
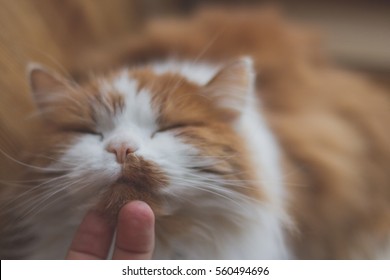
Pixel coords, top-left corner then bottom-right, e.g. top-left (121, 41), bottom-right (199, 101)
top-left (27, 63), bottom-right (92, 130)
top-left (204, 57), bottom-right (255, 121)
top-left (28, 63), bottom-right (73, 107)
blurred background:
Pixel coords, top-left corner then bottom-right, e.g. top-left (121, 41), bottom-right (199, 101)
top-left (1, 0), bottom-right (389, 80)
top-left (0, 0), bottom-right (389, 178)
top-left (136, 0), bottom-right (390, 79)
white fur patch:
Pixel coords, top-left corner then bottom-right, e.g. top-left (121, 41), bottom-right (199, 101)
top-left (232, 90), bottom-right (291, 259)
top-left (152, 60), bottom-right (220, 85)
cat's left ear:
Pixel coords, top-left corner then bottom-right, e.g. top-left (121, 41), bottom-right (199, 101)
top-left (204, 57), bottom-right (255, 121)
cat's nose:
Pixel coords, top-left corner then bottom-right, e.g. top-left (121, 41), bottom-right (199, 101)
top-left (106, 142), bottom-right (138, 164)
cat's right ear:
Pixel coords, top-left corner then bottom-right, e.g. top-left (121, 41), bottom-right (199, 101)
top-left (27, 63), bottom-right (89, 130)
top-left (28, 63), bottom-right (72, 109)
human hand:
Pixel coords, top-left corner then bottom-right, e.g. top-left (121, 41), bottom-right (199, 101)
top-left (66, 200), bottom-right (155, 260)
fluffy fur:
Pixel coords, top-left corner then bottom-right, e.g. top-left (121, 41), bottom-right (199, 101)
top-left (1, 6), bottom-right (390, 259)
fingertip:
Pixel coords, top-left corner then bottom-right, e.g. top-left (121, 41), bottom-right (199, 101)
top-left (114, 200), bottom-right (155, 259)
top-left (119, 200), bottom-right (155, 227)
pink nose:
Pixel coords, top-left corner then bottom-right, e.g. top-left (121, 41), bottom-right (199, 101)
top-left (106, 142), bottom-right (137, 164)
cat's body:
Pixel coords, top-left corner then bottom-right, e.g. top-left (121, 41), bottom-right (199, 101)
top-left (1, 7), bottom-right (390, 259)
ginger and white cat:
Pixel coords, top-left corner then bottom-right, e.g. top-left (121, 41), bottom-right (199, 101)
top-left (1, 7), bottom-right (390, 259)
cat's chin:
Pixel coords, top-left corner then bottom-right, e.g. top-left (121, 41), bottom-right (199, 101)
top-left (95, 181), bottom-right (165, 223)
top-left (95, 156), bottom-right (168, 222)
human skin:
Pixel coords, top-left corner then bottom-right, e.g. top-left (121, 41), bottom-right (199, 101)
top-left (66, 200), bottom-right (155, 260)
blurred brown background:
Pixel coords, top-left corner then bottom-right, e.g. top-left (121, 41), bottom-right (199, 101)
top-left (0, 0), bottom-right (389, 179)
top-left (2, 0), bottom-right (389, 77)
top-left (134, 0), bottom-right (390, 84)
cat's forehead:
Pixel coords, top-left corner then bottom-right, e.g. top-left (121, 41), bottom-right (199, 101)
top-left (102, 70), bottom-right (156, 123)
top-left (94, 67), bottom-right (219, 127)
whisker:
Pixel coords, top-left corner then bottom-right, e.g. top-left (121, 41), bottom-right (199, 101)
top-left (0, 173), bottom-right (71, 212)
top-left (168, 174), bottom-right (261, 205)
top-left (15, 175), bottom-right (90, 219)
top-left (0, 147), bottom-right (74, 173)
top-left (177, 182), bottom-right (248, 209)
top-left (28, 180), bottom-right (87, 217)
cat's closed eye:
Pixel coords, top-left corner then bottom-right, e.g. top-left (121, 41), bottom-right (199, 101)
top-left (63, 127), bottom-right (104, 141)
top-left (75, 128), bottom-right (104, 141)
top-left (95, 132), bottom-right (104, 141)
top-left (151, 122), bottom-right (205, 138)
top-left (151, 124), bottom-right (187, 138)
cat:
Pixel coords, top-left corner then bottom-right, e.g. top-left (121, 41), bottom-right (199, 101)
top-left (1, 7), bottom-right (390, 260)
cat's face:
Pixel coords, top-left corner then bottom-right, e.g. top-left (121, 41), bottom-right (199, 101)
top-left (28, 58), bottom-right (260, 219)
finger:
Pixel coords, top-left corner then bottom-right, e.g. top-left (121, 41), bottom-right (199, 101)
top-left (66, 210), bottom-right (114, 260)
top-left (112, 201), bottom-right (155, 260)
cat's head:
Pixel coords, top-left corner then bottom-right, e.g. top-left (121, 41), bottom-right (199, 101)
top-left (28, 58), bottom-right (262, 220)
